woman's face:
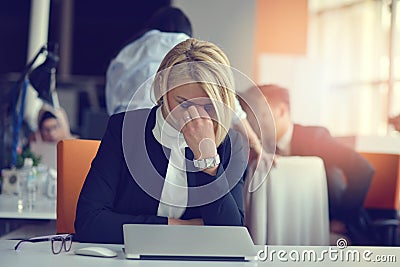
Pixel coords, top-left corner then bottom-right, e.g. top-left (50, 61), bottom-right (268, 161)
top-left (164, 83), bottom-right (217, 129)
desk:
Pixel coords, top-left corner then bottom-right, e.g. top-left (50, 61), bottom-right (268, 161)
top-left (1, 240), bottom-right (399, 266)
top-left (0, 195), bottom-right (56, 220)
top-left (354, 135), bottom-right (400, 155)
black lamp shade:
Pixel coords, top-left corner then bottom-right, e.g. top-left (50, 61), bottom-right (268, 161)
top-left (28, 51), bottom-right (59, 105)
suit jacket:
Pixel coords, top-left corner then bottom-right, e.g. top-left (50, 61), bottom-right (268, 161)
top-left (289, 124), bottom-right (374, 213)
top-left (74, 107), bottom-right (247, 244)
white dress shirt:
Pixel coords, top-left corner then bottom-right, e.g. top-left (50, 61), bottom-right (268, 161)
top-left (276, 123), bottom-right (294, 156)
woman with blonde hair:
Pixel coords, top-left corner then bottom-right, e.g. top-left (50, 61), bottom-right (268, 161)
top-left (75, 38), bottom-right (249, 244)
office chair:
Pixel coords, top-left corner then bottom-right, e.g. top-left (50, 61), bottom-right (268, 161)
top-left (244, 156), bottom-right (330, 245)
top-left (361, 152), bottom-right (400, 246)
top-left (56, 139), bottom-right (100, 234)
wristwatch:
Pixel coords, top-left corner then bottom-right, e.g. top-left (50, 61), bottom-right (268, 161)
top-left (193, 154), bottom-right (220, 169)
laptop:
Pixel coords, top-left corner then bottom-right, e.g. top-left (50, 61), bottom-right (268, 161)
top-left (123, 224), bottom-right (258, 261)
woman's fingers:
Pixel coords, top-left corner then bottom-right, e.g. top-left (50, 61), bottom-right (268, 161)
top-left (182, 110), bottom-right (191, 123)
top-left (189, 218), bottom-right (204, 225)
top-left (187, 105), bottom-right (200, 120)
top-left (180, 105), bottom-right (216, 160)
top-left (181, 105), bottom-right (211, 128)
top-left (179, 110), bottom-right (191, 129)
top-left (168, 218), bottom-right (204, 225)
top-left (196, 105), bottom-right (211, 120)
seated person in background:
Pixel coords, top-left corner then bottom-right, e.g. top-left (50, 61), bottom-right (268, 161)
top-left (243, 84), bottom-right (375, 244)
top-left (31, 105), bottom-right (72, 143)
top-left (75, 38), bottom-right (248, 244)
top-left (38, 111), bottom-right (64, 142)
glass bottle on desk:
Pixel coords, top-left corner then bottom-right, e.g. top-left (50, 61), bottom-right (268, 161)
top-left (17, 158), bottom-right (37, 211)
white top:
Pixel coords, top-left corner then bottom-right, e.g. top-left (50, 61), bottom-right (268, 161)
top-left (106, 30), bottom-right (190, 115)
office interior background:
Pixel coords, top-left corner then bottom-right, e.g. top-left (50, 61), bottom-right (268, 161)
top-left (1, 0), bottom-right (399, 141)
top-left (0, 0), bottom-right (399, 247)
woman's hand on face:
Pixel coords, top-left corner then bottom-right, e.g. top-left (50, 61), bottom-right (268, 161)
top-left (168, 218), bottom-right (204, 225)
top-left (179, 105), bottom-right (217, 160)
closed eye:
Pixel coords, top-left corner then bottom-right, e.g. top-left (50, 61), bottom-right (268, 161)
top-left (204, 104), bottom-right (214, 112)
top-left (175, 96), bottom-right (213, 111)
top-left (180, 101), bottom-right (192, 109)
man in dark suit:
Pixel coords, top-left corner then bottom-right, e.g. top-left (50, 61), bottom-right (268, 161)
top-left (245, 84), bottom-right (375, 244)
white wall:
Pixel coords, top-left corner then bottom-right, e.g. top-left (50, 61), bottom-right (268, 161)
top-left (258, 54), bottom-right (329, 127)
top-left (257, 9), bottom-right (329, 129)
top-left (173, 0), bottom-right (256, 79)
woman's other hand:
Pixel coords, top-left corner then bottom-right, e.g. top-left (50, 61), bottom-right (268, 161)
top-left (168, 218), bottom-right (204, 225)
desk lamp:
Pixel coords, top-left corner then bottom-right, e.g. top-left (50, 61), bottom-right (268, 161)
top-left (11, 44), bottom-right (59, 167)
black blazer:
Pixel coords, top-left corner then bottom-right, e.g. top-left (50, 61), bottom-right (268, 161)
top-left (290, 124), bottom-right (374, 213)
top-left (74, 107), bottom-right (247, 244)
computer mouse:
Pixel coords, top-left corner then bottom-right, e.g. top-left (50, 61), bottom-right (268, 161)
top-left (74, 246), bottom-right (118, 258)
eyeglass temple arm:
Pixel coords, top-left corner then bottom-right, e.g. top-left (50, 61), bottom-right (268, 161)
top-left (14, 238), bottom-right (50, 250)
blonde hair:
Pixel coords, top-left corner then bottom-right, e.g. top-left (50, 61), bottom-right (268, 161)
top-left (154, 38), bottom-right (236, 146)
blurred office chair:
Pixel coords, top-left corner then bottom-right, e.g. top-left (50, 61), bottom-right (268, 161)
top-left (57, 139), bottom-right (100, 234)
top-left (361, 152), bottom-right (400, 246)
top-left (244, 156), bottom-right (330, 245)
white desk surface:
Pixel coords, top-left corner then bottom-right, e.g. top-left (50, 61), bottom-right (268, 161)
top-left (355, 135), bottom-right (400, 154)
top-left (1, 240), bottom-right (399, 266)
top-left (0, 194), bottom-right (56, 220)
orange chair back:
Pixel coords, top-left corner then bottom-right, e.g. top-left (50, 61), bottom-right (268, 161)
top-left (362, 152), bottom-right (400, 210)
top-left (57, 139), bottom-right (100, 234)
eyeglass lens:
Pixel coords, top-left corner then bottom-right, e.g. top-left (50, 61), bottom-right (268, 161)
top-left (51, 235), bottom-right (73, 254)
top-left (14, 234), bottom-right (73, 254)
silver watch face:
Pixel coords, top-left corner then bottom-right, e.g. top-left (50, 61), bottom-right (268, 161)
top-left (194, 155), bottom-right (220, 169)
